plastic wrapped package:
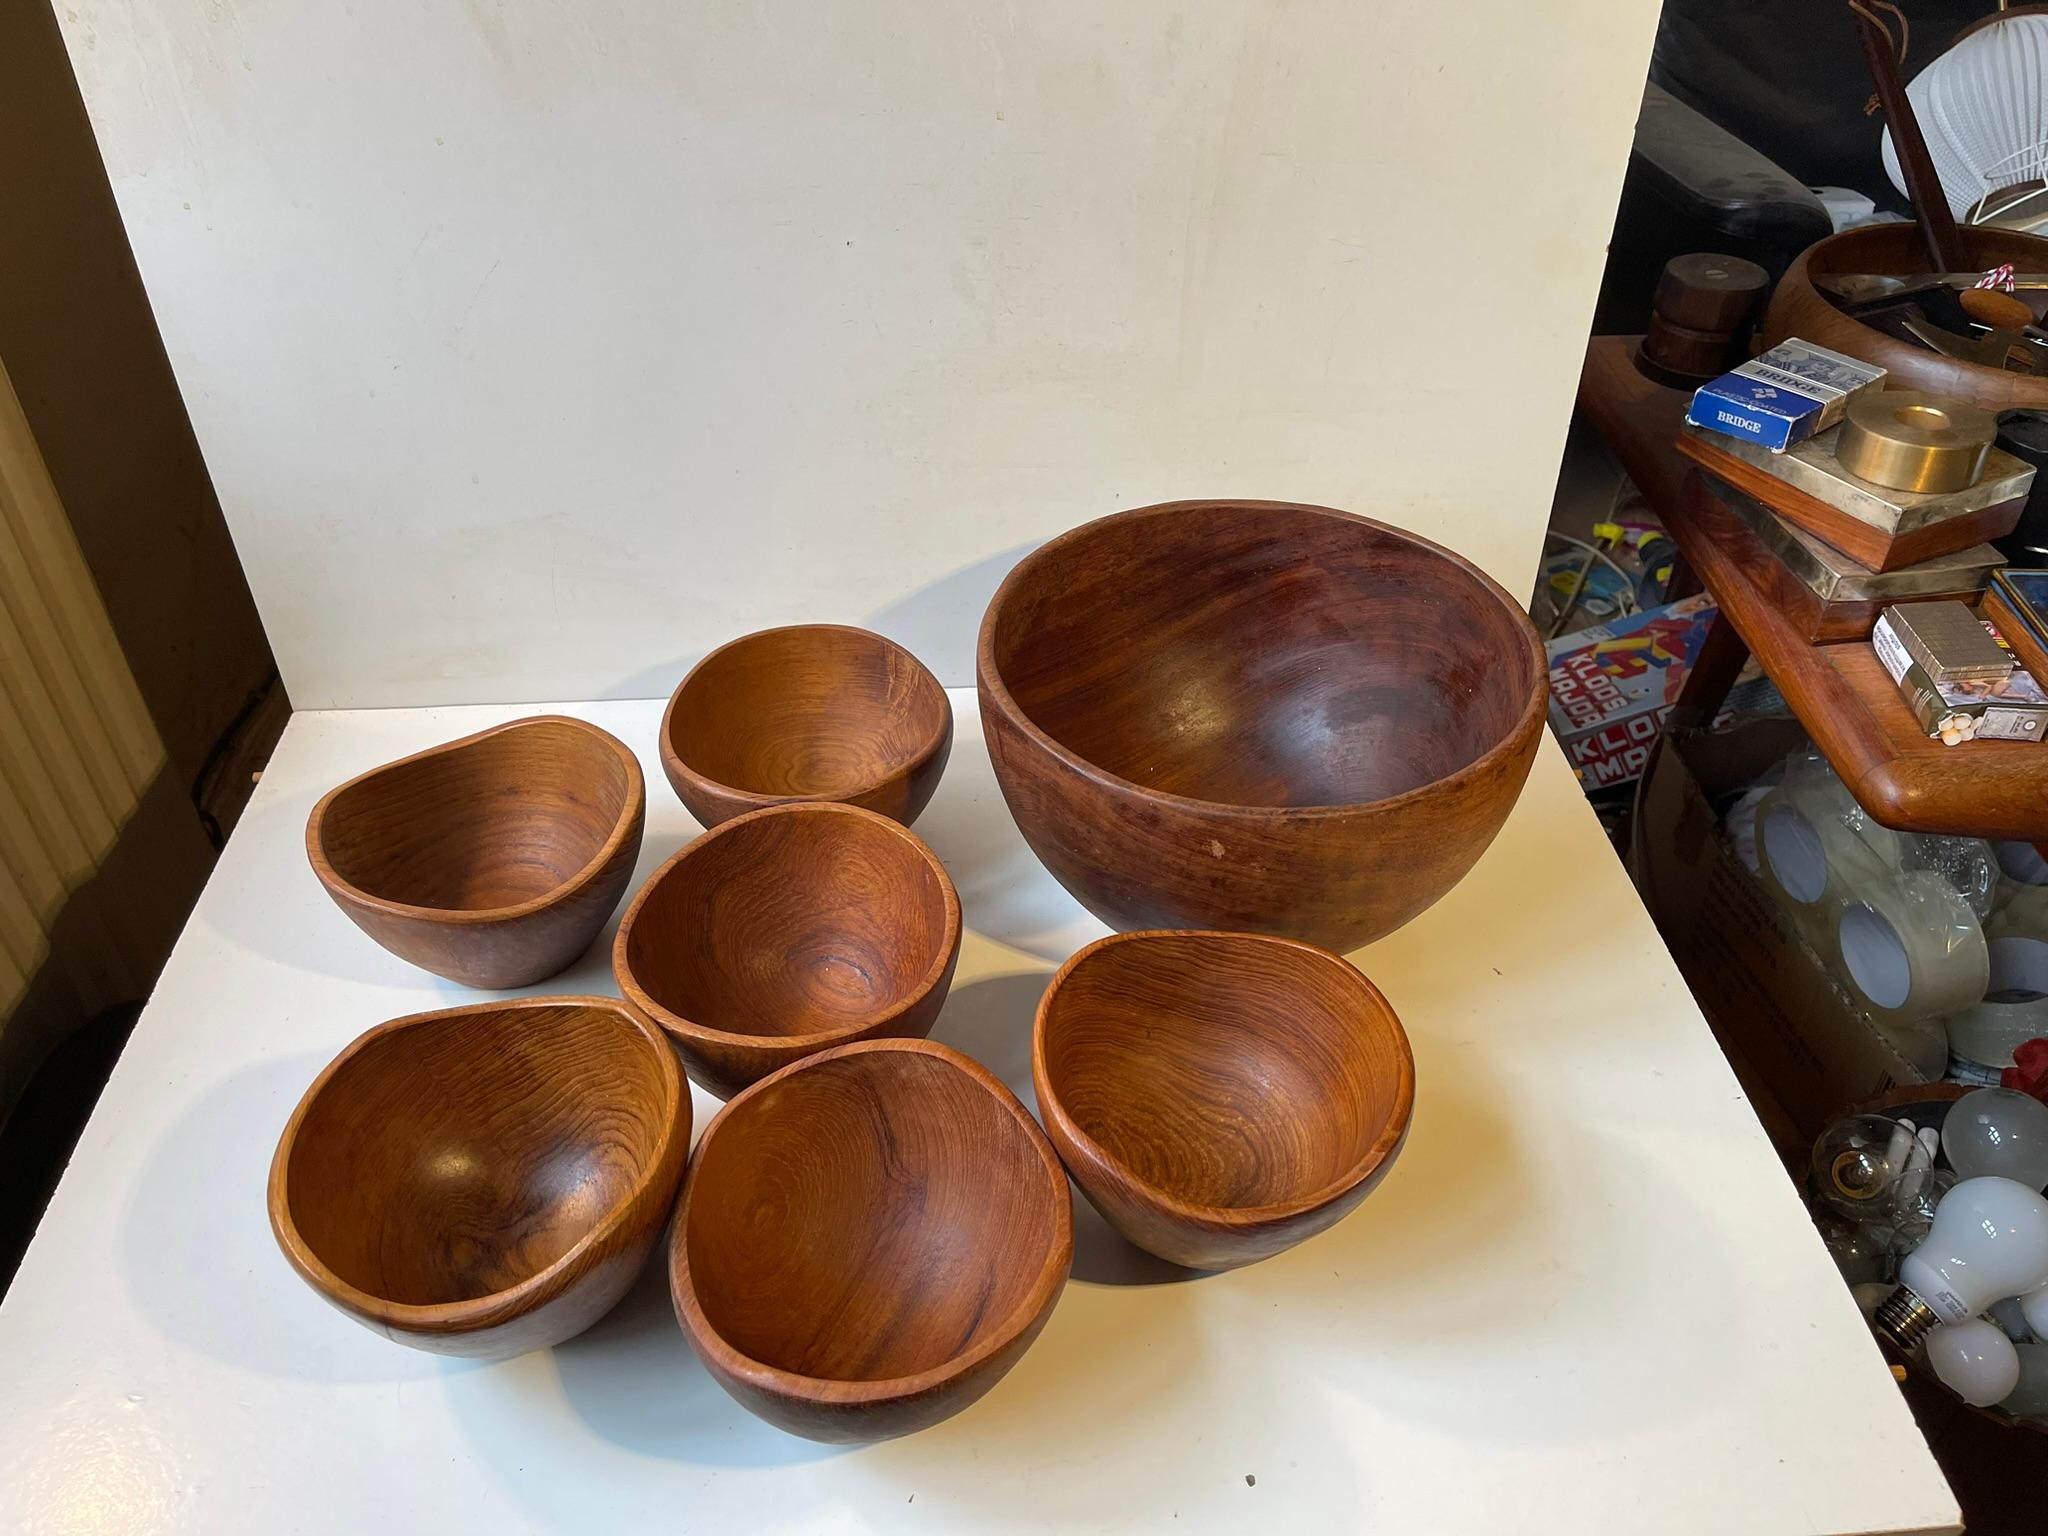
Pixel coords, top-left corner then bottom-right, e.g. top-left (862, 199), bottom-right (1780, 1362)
top-left (1771, 751), bottom-right (2000, 917)
top-left (1949, 936), bottom-right (2048, 1072)
top-left (1755, 772), bottom-right (1989, 1035)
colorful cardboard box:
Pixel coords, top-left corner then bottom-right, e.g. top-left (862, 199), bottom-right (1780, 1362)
top-left (1546, 593), bottom-right (1720, 790)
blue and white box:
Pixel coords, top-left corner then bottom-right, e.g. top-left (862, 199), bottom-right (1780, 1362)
top-left (1684, 339), bottom-right (1886, 453)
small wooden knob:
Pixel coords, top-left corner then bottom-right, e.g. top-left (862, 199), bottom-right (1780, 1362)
top-left (1654, 253), bottom-right (1770, 332)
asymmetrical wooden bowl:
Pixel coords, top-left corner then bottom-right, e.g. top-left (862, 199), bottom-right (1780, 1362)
top-left (660, 625), bottom-right (952, 828)
top-left (978, 500), bottom-right (1547, 953)
top-left (1762, 223), bottom-right (2048, 412)
top-left (1033, 931), bottom-right (1414, 1271)
top-left (268, 996), bottom-right (690, 1358)
top-left (613, 801), bottom-right (962, 1098)
top-left (670, 1038), bottom-right (1072, 1441)
top-left (307, 715), bottom-right (645, 988)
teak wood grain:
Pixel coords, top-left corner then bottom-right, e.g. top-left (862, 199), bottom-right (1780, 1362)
top-left (1762, 224), bottom-right (2048, 411)
top-left (1666, 469), bottom-right (2048, 838)
top-left (660, 624), bottom-right (952, 828)
top-left (669, 1038), bottom-right (1071, 1442)
top-left (1032, 931), bottom-right (1413, 1272)
top-left (613, 801), bottom-right (961, 1098)
top-left (977, 500), bottom-right (1547, 953)
top-left (1675, 431), bottom-right (2024, 573)
top-left (306, 715), bottom-right (644, 988)
top-left (268, 995), bottom-right (690, 1359)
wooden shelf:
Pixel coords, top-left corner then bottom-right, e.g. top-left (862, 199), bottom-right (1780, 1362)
top-left (1578, 334), bottom-right (2048, 840)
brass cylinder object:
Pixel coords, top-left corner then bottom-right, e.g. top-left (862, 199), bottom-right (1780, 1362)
top-left (1836, 390), bottom-right (1996, 493)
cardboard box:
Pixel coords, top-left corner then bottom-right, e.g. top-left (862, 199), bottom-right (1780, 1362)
top-left (1629, 722), bottom-right (1928, 1158)
top-left (1546, 593), bottom-right (1719, 791)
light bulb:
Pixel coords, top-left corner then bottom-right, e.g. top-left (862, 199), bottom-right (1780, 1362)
top-left (1876, 1176), bottom-right (2048, 1349)
top-left (1926, 1318), bottom-right (2021, 1407)
top-left (2005, 1342), bottom-right (2048, 1420)
top-left (1989, 1295), bottom-right (2034, 1342)
top-left (1943, 1088), bottom-right (2048, 1190)
top-left (1888, 1168), bottom-right (1956, 1253)
top-left (1810, 1114), bottom-right (1909, 1219)
top-left (2021, 1279), bottom-right (2048, 1339)
top-left (1816, 1210), bottom-right (1892, 1285)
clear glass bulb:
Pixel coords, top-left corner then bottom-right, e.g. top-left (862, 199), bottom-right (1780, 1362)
top-left (1810, 1114), bottom-right (1908, 1219)
top-left (1927, 1318), bottom-right (2021, 1407)
top-left (1878, 1176), bottom-right (2048, 1348)
top-left (1816, 1210), bottom-right (1892, 1286)
top-left (2005, 1342), bottom-right (2048, 1420)
top-left (1888, 1168), bottom-right (1956, 1253)
top-left (1943, 1088), bottom-right (2048, 1190)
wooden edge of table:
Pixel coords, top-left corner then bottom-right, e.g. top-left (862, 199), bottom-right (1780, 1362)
top-left (1667, 470), bottom-right (2048, 839)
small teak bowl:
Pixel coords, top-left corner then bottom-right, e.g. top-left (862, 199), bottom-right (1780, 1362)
top-left (1033, 930), bottom-right (1414, 1271)
top-left (268, 995), bottom-right (689, 1359)
top-left (670, 1038), bottom-right (1072, 1441)
top-left (659, 624), bottom-right (952, 828)
top-left (614, 801), bottom-right (961, 1098)
top-left (306, 715), bottom-right (645, 988)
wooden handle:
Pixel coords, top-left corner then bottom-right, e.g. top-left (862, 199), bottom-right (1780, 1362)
top-left (1853, 3), bottom-right (1964, 273)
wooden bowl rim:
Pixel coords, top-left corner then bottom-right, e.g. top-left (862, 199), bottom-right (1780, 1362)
top-left (670, 1036), bottom-right (1073, 1404)
top-left (1031, 929), bottom-right (1416, 1226)
top-left (612, 800), bottom-right (963, 1050)
top-left (658, 624), bottom-right (952, 814)
top-left (976, 499), bottom-right (1547, 820)
top-left (266, 994), bottom-right (688, 1338)
top-left (304, 714), bottom-right (645, 925)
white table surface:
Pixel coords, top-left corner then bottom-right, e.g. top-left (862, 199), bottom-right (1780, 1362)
top-left (0, 694), bottom-right (1960, 1535)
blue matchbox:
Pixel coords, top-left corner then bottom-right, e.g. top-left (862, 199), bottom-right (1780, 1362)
top-left (1684, 339), bottom-right (1885, 453)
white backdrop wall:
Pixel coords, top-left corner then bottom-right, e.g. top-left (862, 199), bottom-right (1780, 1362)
top-left (56, 2), bottom-right (1658, 707)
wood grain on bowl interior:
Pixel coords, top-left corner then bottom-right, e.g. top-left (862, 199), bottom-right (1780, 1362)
top-left (978, 500), bottom-right (1546, 952)
top-left (1034, 930), bottom-right (1413, 1271)
top-left (660, 624), bottom-right (951, 827)
top-left (268, 995), bottom-right (689, 1358)
top-left (614, 802), bottom-right (960, 1098)
top-left (306, 715), bottom-right (644, 988)
top-left (1761, 223), bottom-right (2048, 412)
top-left (670, 1038), bottom-right (1071, 1441)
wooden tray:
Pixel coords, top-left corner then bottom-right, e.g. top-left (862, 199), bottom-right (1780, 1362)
top-left (1678, 428), bottom-right (2025, 573)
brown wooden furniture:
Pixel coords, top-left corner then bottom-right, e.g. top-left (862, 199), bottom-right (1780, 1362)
top-left (613, 801), bottom-right (961, 1098)
top-left (1675, 430), bottom-right (2024, 573)
top-left (1032, 930), bottom-right (1413, 1272)
top-left (660, 624), bottom-right (952, 829)
top-left (1582, 335), bottom-right (2048, 839)
top-left (1762, 225), bottom-right (2048, 411)
top-left (1986, 583), bottom-right (2048, 683)
top-left (268, 995), bottom-right (689, 1358)
top-left (669, 1038), bottom-right (1071, 1441)
top-left (306, 715), bottom-right (644, 988)
top-left (1638, 253), bottom-right (1768, 384)
top-left (977, 500), bottom-right (1547, 953)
